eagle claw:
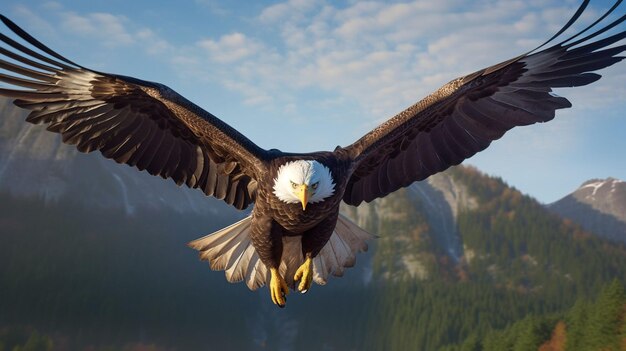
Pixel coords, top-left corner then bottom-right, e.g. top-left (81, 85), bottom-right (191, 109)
top-left (294, 257), bottom-right (313, 294)
top-left (270, 268), bottom-right (289, 307)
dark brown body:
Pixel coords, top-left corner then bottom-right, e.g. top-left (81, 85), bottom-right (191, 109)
top-left (250, 150), bottom-right (353, 269)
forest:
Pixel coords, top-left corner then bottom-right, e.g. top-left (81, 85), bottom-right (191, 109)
top-left (1, 166), bottom-right (625, 350)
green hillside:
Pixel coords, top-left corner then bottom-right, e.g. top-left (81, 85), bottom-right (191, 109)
top-left (348, 166), bottom-right (626, 350)
top-left (1, 166), bottom-right (625, 350)
top-left (442, 279), bottom-right (626, 351)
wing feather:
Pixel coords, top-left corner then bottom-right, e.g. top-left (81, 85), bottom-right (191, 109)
top-left (0, 15), bottom-right (267, 209)
top-left (342, 1), bottom-right (626, 205)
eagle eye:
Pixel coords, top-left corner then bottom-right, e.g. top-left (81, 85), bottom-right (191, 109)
top-left (312, 182), bottom-right (319, 190)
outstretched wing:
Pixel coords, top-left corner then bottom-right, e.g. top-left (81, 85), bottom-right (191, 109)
top-left (0, 15), bottom-right (268, 210)
top-left (342, 0), bottom-right (626, 206)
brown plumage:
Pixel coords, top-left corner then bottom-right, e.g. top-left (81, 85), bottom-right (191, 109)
top-left (0, 0), bottom-right (624, 307)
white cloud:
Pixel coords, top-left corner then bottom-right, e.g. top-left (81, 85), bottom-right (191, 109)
top-left (61, 12), bottom-right (134, 47)
top-left (41, 2), bottom-right (63, 11)
top-left (194, 0), bottom-right (231, 16)
top-left (258, 0), bottom-right (321, 24)
top-left (223, 80), bottom-right (273, 106)
top-left (9, 1), bottom-right (624, 127)
top-left (198, 32), bottom-right (264, 63)
top-left (136, 28), bottom-right (172, 55)
top-left (251, 1), bottom-right (621, 116)
top-left (179, 0), bottom-right (625, 162)
top-left (7, 5), bottom-right (176, 62)
top-left (12, 5), bottom-right (56, 35)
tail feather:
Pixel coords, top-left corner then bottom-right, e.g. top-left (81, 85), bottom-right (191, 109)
top-left (246, 255), bottom-right (269, 291)
top-left (243, 253), bottom-right (267, 290)
top-left (312, 255), bottom-right (326, 285)
top-left (189, 213), bottom-right (375, 291)
top-left (333, 231), bottom-right (354, 269)
top-left (189, 217), bottom-right (252, 271)
top-left (209, 225), bottom-right (251, 270)
top-left (312, 213), bottom-right (376, 285)
top-left (189, 217), bottom-right (248, 250)
top-left (335, 233), bottom-right (351, 261)
top-left (335, 215), bottom-right (371, 252)
top-left (224, 240), bottom-right (254, 282)
top-left (325, 235), bottom-right (343, 275)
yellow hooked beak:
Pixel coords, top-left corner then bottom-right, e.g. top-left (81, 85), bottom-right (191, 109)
top-left (296, 184), bottom-right (309, 211)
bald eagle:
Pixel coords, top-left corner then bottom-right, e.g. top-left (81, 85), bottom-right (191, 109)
top-left (0, 0), bottom-right (625, 307)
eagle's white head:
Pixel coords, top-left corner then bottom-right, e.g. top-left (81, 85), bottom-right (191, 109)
top-left (273, 160), bottom-right (335, 210)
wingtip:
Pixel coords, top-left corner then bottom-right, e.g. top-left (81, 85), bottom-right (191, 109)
top-left (0, 14), bottom-right (19, 31)
top-left (0, 12), bottom-right (83, 69)
top-left (0, 15), bottom-right (11, 31)
top-left (528, 0), bottom-right (592, 54)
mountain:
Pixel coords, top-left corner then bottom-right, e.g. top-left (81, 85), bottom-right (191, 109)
top-left (1, 98), bottom-right (626, 350)
top-left (548, 178), bottom-right (626, 244)
top-left (340, 170), bottom-right (476, 281)
top-left (348, 166), bottom-right (626, 350)
top-left (354, 166), bottom-right (626, 288)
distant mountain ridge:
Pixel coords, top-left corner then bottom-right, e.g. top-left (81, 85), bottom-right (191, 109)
top-left (548, 178), bottom-right (626, 244)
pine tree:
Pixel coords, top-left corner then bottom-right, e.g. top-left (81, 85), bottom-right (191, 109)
top-left (512, 316), bottom-right (552, 351)
top-left (585, 279), bottom-right (626, 351)
top-left (460, 333), bottom-right (482, 351)
top-left (620, 301), bottom-right (626, 351)
top-left (565, 298), bottom-right (590, 350)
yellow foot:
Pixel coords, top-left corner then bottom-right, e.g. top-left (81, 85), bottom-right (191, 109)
top-left (294, 257), bottom-right (313, 294)
top-left (269, 268), bottom-right (289, 308)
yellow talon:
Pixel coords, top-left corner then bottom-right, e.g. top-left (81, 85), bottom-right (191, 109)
top-left (269, 268), bottom-right (289, 307)
top-left (294, 257), bottom-right (313, 293)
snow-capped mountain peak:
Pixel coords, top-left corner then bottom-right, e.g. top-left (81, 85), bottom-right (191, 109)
top-left (548, 177), bottom-right (626, 244)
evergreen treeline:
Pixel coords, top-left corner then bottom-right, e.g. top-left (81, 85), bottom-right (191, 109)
top-left (449, 166), bottom-right (626, 301)
top-left (344, 166), bottom-right (626, 350)
top-left (442, 279), bottom-right (626, 351)
top-left (1, 165), bottom-right (625, 350)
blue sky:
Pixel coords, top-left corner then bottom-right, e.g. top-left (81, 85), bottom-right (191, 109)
top-left (1, 0), bottom-right (625, 204)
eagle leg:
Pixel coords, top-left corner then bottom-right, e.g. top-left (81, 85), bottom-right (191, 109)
top-left (294, 256), bottom-right (313, 294)
top-left (269, 267), bottom-right (289, 308)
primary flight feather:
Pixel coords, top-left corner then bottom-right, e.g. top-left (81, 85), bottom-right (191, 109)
top-left (0, 0), bottom-right (624, 307)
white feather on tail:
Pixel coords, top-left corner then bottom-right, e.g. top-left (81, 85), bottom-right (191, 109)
top-left (188, 213), bottom-right (375, 291)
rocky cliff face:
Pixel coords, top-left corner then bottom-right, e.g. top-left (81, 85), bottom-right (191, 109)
top-left (342, 170), bottom-right (477, 280)
top-left (409, 173), bottom-right (478, 261)
top-left (0, 98), bottom-right (236, 217)
top-left (548, 178), bottom-right (626, 244)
